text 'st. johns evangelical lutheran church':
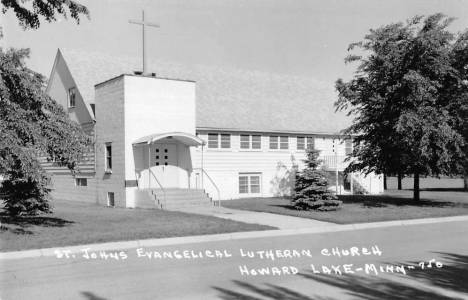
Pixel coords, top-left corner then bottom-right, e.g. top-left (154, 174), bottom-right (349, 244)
top-left (42, 13), bottom-right (384, 209)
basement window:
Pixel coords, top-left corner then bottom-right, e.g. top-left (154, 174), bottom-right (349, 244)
top-left (108, 192), bottom-right (115, 207)
top-left (75, 178), bottom-right (87, 186)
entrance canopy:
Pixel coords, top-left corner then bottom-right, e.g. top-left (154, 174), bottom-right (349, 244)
top-left (133, 132), bottom-right (205, 147)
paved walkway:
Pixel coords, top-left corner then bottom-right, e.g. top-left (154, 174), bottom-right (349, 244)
top-left (175, 206), bottom-right (337, 229)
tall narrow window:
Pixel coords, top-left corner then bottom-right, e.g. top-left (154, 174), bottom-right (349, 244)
top-left (345, 139), bottom-right (353, 155)
top-left (68, 87), bottom-right (76, 108)
top-left (105, 143), bottom-right (112, 171)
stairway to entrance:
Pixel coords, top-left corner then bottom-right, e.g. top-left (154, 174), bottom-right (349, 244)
top-left (134, 188), bottom-right (215, 210)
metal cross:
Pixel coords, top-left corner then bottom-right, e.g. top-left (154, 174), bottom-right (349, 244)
top-left (129, 10), bottom-right (160, 75)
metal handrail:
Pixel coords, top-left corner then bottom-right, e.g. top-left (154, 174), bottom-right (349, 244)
top-left (194, 168), bottom-right (220, 202)
top-left (149, 169), bottom-right (167, 209)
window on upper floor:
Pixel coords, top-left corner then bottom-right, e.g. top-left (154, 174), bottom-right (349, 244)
top-left (270, 135), bottom-right (288, 150)
top-left (68, 87), bottom-right (76, 108)
top-left (208, 133), bottom-right (230, 149)
top-left (105, 143), bottom-right (112, 171)
top-left (240, 134), bottom-right (261, 149)
top-left (297, 136), bottom-right (315, 150)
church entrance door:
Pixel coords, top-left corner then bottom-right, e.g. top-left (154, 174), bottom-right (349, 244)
top-left (150, 143), bottom-right (178, 188)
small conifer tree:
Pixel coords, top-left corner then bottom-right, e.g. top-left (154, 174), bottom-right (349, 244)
top-left (291, 142), bottom-right (342, 211)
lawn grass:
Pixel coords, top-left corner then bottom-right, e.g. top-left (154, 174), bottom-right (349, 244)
top-left (221, 187), bottom-right (468, 225)
top-left (0, 200), bottom-right (275, 252)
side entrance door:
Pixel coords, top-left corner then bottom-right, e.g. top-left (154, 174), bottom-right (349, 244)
top-left (150, 143), bottom-right (178, 188)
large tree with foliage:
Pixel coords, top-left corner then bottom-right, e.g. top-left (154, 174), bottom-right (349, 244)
top-left (2, 0), bottom-right (89, 29)
top-left (0, 48), bottom-right (93, 216)
top-left (291, 144), bottom-right (342, 211)
top-left (335, 13), bottom-right (468, 200)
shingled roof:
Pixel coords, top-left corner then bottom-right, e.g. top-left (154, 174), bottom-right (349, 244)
top-left (59, 48), bottom-right (351, 134)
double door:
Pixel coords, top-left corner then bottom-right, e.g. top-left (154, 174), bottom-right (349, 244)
top-left (149, 143), bottom-right (178, 188)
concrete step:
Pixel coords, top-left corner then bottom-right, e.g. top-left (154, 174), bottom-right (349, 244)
top-left (153, 194), bottom-right (211, 201)
top-left (165, 201), bottom-right (214, 210)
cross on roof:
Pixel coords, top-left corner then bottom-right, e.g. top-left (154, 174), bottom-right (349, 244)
top-left (129, 10), bottom-right (160, 75)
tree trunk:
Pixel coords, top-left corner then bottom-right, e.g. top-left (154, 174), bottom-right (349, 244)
top-left (398, 173), bottom-right (402, 190)
top-left (464, 175), bottom-right (468, 191)
top-left (384, 174), bottom-right (387, 190)
top-left (414, 172), bottom-right (420, 202)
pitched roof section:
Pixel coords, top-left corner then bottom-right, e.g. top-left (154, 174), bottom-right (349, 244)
top-left (59, 48), bottom-right (351, 134)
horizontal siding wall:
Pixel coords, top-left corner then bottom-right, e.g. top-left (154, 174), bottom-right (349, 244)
top-left (40, 122), bottom-right (96, 175)
top-left (194, 131), bottom-right (349, 200)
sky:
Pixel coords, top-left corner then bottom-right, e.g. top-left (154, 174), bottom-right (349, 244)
top-left (1, 0), bottom-right (467, 83)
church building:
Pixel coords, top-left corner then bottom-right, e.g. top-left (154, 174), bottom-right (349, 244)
top-left (42, 48), bottom-right (384, 209)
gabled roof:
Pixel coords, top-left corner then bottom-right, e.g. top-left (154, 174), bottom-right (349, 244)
top-left (59, 48), bottom-right (351, 134)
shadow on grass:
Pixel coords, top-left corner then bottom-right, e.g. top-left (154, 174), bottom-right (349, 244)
top-left (0, 213), bottom-right (75, 228)
top-left (213, 253), bottom-right (468, 300)
top-left (81, 291), bottom-right (109, 300)
top-left (337, 194), bottom-right (459, 208)
top-left (420, 188), bottom-right (467, 192)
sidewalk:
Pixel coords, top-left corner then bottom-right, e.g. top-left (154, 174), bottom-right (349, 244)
top-left (175, 206), bottom-right (337, 229)
top-left (1, 207), bottom-right (468, 260)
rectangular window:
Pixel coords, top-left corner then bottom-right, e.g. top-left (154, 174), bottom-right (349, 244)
top-left (240, 135), bottom-right (262, 149)
top-left (269, 136), bottom-right (278, 149)
top-left (240, 135), bottom-right (250, 149)
top-left (68, 87), bottom-right (76, 108)
top-left (345, 139), bottom-right (353, 155)
top-left (105, 143), bottom-right (112, 171)
top-left (220, 134), bottom-right (230, 148)
top-left (239, 174), bottom-right (262, 194)
top-left (297, 137), bottom-right (315, 150)
top-left (208, 133), bottom-right (231, 149)
top-left (280, 136), bottom-right (289, 150)
top-left (239, 176), bottom-right (249, 193)
top-left (75, 178), bottom-right (87, 186)
top-left (208, 134), bottom-right (218, 148)
top-left (107, 192), bottom-right (115, 207)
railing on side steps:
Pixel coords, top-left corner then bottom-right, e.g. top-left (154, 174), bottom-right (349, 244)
top-left (149, 169), bottom-right (167, 209)
top-left (193, 168), bottom-right (220, 204)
